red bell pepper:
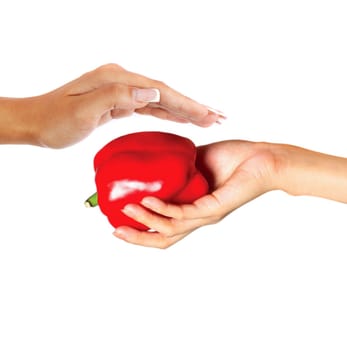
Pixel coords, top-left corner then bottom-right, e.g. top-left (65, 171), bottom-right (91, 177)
top-left (85, 131), bottom-right (209, 230)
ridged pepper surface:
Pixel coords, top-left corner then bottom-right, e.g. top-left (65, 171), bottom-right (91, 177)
top-left (91, 131), bottom-right (209, 230)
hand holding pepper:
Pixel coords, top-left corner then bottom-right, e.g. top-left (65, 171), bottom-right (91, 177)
top-left (113, 140), bottom-right (269, 248)
top-left (87, 131), bottom-right (209, 230)
top-left (0, 64), bottom-right (225, 148)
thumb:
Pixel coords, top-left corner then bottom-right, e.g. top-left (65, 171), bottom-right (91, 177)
top-left (77, 83), bottom-right (160, 116)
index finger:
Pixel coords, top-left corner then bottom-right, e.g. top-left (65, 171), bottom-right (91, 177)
top-left (140, 193), bottom-right (222, 221)
top-left (118, 71), bottom-right (216, 127)
top-left (81, 64), bottom-right (220, 127)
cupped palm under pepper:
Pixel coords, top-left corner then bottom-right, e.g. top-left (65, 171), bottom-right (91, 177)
top-left (86, 131), bottom-right (209, 230)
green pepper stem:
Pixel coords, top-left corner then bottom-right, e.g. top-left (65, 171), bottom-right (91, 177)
top-left (84, 192), bottom-right (98, 208)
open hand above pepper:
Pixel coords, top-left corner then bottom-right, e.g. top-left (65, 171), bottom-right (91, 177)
top-left (0, 63), bottom-right (225, 148)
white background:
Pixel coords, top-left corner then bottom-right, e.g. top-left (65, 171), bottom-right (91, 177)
top-left (0, 0), bottom-right (346, 349)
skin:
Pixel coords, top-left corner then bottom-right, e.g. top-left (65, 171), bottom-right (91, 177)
top-left (114, 141), bottom-right (347, 249)
top-left (0, 63), bottom-right (221, 148)
top-left (1, 63), bottom-right (346, 249)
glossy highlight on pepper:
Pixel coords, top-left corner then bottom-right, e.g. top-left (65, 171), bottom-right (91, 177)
top-left (86, 131), bottom-right (209, 230)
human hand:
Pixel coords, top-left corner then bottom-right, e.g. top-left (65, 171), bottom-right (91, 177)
top-left (114, 140), bottom-right (347, 248)
top-left (113, 140), bottom-right (281, 248)
top-left (1, 64), bottom-right (223, 148)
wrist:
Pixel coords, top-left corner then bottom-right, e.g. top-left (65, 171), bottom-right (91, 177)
top-left (0, 97), bottom-right (42, 146)
top-left (272, 143), bottom-right (347, 203)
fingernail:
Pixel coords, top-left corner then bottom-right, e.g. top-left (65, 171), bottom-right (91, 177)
top-left (134, 88), bottom-right (160, 103)
top-left (114, 228), bottom-right (127, 238)
top-left (121, 204), bottom-right (137, 217)
top-left (215, 115), bottom-right (228, 125)
top-left (206, 106), bottom-right (228, 118)
top-left (141, 197), bottom-right (158, 208)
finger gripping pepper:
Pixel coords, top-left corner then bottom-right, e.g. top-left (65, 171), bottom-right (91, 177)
top-left (88, 131), bottom-right (209, 230)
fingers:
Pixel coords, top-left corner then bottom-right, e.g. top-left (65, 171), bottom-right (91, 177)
top-left (114, 169), bottom-right (268, 249)
top-left (111, 194), bottom-right (221, 248)
top-left (113, 227), bottom-right (188, 249)
top-left (135, 105), bottom-right (220, 126)
top-left (77, 64), bottom-right (224, 127)
top-left (111, 169), bottom-right (255, 248)
top-left (135, 85), bottom-right (222, 127)
top-left (75, 83), bottom-right (159, 118)
top-left (140, 194), bottom-right (223, 221)
top-left (120, 203), bottom-right (187, 236)
top-left (112, 202), bottom-right (206, 248)
top-left (135, 106), bottom-right (190, 124)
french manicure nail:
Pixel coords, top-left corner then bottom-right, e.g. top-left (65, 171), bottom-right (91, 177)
top-left (141, 197), bottom-right (157, 208)
top-left (121, 205), bottom-right (132, 216)
top-left (207, 106), bottom-right (228, 118)
top-left (134, 88), bottom-right (160, 103)
top-left (114, 228), bottom-right (127, 238)
top-left (121, 204), bottom-right (139, 218)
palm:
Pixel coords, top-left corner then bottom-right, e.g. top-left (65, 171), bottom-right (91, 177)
top-left (196, 140), bottom-right (277, 213)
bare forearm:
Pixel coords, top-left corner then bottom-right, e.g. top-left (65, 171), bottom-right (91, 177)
top-left (275, 144), bottom-right (347, 203)
top-left (0, 97), bottom-right (40, 145)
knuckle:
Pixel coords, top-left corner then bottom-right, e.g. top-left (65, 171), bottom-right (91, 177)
top-left (110, 108), bottom-right (133, 118)
top-left (99, 83), bottom-right (134, 111)
top-left (209, 215), bottom-right (223, 225)
top-left (162, 225), bottom-right (176, 238)
top-left (103, 83), bottom-right (130, 98)
top-left (99, 63), bottom-right (123, 72)
top-left (94, 63), bottom-right (124, 78)
top-left (174, 208), bottom-right (185, 221)
top-left (103, 82), bottom-right (121, 95)
top-left (151, 78), bottom-right (167, 89)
